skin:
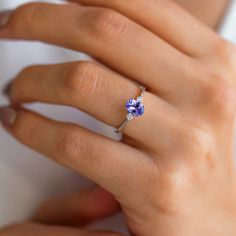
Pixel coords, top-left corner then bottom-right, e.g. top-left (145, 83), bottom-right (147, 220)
top-left (174, 0), bottom-right (230, 28)
top-left (1, 0), bottom-right (236, 235)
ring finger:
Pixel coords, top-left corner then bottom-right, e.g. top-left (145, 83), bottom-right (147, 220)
top-left (7, 61), bottom-right (177, 151)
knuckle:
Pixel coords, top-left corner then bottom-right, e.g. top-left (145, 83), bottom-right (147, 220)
top-left (157, 163), bottom-right (191, 213)
top-left (85, 8), bottom-right (127, 42)
top-left (186, 127), bottom-right (213, 155)
top-left (160, 165), bottom-right (189, 193)
top-left (170, 123), bottom-right (212, 157)
top-left (55, 127), bottom-right (90, 164)
top-left (62, 62), bottom-right (102, 99)
top-left (201, 76), bottom-right (236, 117)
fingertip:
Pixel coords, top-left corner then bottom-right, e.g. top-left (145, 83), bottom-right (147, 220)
top-left (0, 10), bottom-right (13, 30)
top-left (0, 106), bottom-right (18, 127)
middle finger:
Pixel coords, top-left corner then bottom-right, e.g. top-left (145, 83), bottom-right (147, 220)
top-left (0, 2), bottom-right (194, 94)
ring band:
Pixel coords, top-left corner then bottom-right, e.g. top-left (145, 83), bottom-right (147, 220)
top-left (115, 84), bottom-right (146, 133)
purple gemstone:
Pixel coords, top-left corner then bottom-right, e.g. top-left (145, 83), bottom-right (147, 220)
top-left (126, 98), bottom-right (144, 117)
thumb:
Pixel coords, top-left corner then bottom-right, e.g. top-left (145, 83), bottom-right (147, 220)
top-left (33, 185), bottom-right (120, 226)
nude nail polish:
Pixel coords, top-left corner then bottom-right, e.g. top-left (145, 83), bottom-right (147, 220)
top-left (0, 106), bottom-right (17, 126)
top-left (0, 10), bottom-right (12, 29)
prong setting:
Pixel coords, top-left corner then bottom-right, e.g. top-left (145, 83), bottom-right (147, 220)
top-left (115, 85), bottom-right (145, 133)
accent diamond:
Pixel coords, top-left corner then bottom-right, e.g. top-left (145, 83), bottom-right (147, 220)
top-left (127, 113), bottom-right (134, 121)
top-left (137, 96), bottom-right (143, 102)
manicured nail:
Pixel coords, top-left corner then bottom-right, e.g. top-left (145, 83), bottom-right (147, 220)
top-left (0, 106), bottom-right (17, 126)
top-left (0, 10), bottom-right (12, 29)
top-left (3, 81), bottom-right (12, 97)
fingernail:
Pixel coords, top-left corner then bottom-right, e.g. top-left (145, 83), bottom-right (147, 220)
top-left (0, 10), bottom-right (12, 29)
top-left (3, 81), bottom-right (12, 97)
top-left (0, 106), bottom-right (17, 126)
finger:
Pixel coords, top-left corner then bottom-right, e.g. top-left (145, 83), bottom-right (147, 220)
top-left (8, 61), bottom-right (141, 130)
top-left (33, 185), bottom-right (120, 226)
top-left (0, 106), bottom-right (150, 198)
top-left (0, 2), bottom-right (193, 94)
top-left (0, 222), bottom-right (123, 236)
top-left (70, 0), bottom-right (218, 56)
top-left (7, 61), bottom-right (175, 149)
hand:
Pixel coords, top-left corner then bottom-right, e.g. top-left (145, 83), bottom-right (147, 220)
top-left (1, 1), bottom-right (236, 235)
top-left (0, 186), bottom-right (123, 236)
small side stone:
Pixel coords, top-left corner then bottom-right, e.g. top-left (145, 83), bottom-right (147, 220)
top-left (127, 113), bottom-right (134, 121)
top-left (137, 96), bottom-right (143, 102)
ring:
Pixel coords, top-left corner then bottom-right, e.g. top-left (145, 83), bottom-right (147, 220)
top-left (115, 84), bottom-right (146, 133)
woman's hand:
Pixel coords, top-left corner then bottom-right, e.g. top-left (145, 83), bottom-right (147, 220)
top-left (1, 1), bottom-right (236, 235)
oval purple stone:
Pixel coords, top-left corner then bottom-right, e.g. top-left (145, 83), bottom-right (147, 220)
top-left (126, 98), bottom-right (144, 117)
